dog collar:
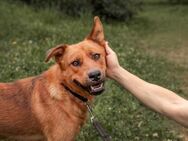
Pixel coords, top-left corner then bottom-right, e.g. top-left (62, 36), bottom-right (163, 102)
top-left (61, 83), bottom-right (88, 102)
top-left (61, 83), bottom-right (112, 141)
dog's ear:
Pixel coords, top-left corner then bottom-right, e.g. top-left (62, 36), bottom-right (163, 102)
top-left (45, 44), bottom-right (67, 63)
top-left (86, 16), bottom-right (105, 46)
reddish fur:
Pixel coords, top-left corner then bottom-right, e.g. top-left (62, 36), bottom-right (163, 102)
top-left (0, 17), bottom-right (106, 141)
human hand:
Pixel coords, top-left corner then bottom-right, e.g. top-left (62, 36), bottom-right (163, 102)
top-left (104, 42), bottom-right (121, 78)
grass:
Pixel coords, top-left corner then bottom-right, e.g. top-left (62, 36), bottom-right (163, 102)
top-left (131, 1), bottom-right (188, 95)
top-left (0, 0), bottom-right (187, 140)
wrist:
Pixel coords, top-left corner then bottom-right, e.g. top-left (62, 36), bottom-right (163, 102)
top-left (108, 66), bottom-right (124, 80)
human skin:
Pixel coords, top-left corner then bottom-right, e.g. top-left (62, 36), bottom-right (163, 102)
top-left (105, 42), bottom-right (188, 127)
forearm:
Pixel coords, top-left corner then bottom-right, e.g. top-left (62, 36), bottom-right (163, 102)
top-left (104, 43), bottom-right (188, 126)
top-left (112, 67), bottom-right (188, 126)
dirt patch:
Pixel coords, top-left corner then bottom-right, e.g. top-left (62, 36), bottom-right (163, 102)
top-left (141, 41), bottom-right (188, 140)
top-left (164, 47), bottom-right (188, 94)
top-left (141, 41), bottom-right (188, 93)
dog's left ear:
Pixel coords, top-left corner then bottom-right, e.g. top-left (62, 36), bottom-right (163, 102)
top-left (86, 16), bottom-right (105, 46)
top-left (45, 44), bottom-right (67, 63)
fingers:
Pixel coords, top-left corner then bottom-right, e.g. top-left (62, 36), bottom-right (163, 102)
top-left (104, 41), bottom-right (115, 55)
top-left (104, 42), bottom-right (110, 55)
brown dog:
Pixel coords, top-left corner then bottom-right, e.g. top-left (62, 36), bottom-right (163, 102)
top-left (0, 17), bottom-right (106, 141)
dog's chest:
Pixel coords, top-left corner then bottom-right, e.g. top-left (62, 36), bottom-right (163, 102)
top-left (48, 84), bottom-right (88, 120)
top-left (34, 87), bottom-right (87, 132)
top-left (8, 134), bottom-right (44, 141)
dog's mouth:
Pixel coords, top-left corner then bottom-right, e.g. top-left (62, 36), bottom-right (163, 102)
top-left (88, 82), bottom-right (104, 95)
top-left (73, 79), bottom-right (105, 95)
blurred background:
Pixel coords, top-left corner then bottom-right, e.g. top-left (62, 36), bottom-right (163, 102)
top-left (0, 0), bottom-right (188, 140)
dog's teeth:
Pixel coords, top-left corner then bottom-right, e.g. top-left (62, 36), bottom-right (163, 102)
top-left (90, 83), bottom-right (103, 91)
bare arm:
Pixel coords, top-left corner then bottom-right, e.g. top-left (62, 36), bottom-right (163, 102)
top-left (105, 42), bottom-right (188, 127)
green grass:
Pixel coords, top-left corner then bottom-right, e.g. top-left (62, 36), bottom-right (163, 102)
top-left (0, 0), bottom-right (187, 140)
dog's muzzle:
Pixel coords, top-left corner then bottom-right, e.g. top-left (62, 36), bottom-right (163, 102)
top-left (73, 79), bottom-right (105, 95)
top-left (88, 80), bottom-right (105, 95)
top-left (86, 70), bottom-right (105, 95)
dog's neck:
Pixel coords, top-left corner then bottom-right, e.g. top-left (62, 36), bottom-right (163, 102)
top-left (42, 65), bottom-right (64, 100)
top-left (40, 64), bottom-right (91, 120)
top-left (43, 64), bottom-right (93, 103)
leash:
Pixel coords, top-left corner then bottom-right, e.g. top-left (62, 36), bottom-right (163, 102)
top-left (62, 83), bottom-right (112, 141)
top-left (85, 102), bottom-right (112, 141)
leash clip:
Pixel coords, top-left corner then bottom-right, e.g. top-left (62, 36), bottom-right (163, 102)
top-left (86, 102), bottom-right (95, 122)
top-left (85, 102), bottom-right (112, 141)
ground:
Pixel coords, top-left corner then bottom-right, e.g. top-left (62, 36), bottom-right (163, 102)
top-left (133, 1), bottom-right (188, 140)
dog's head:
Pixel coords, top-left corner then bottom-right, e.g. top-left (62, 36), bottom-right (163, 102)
top-left (45, 17), bottom-right (106, 96)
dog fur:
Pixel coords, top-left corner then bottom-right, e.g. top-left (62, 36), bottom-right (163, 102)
top-left (0, 17), bottom-right (106, 141)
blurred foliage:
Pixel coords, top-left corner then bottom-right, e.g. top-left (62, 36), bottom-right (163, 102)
top-left (91, 0), bottom-right (142, 21)
top-left (19, 0), bottom-right (142, 21)
top-left (21, 0), bottom-right (91, 17)
top-left (168, 0), bottom-right (188, 4)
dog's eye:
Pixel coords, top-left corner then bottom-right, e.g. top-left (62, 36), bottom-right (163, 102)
top-left (92, 53), bottom-right (100, 61)
top-left (71, 60), bottom-right (81, 67)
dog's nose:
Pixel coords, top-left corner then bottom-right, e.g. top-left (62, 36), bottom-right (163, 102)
top-left (88, 70), bottom-right (101, 81)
